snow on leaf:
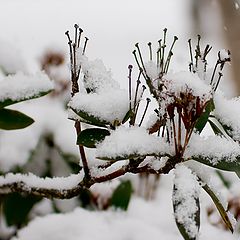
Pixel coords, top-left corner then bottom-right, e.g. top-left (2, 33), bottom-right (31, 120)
top-left (185, 133), bottom-right (240, 169)
top-left (96, 126), bottom-right (173, 160)
top-left (173, 165), bottom-right (200, 239)
top-left (68, 89), bottom-right (129, 124)
top-left (214, 92), bottom-right (240, 141)
top-left (0, 72), bottom-right (53, 108)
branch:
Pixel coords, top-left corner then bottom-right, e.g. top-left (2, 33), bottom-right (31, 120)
top-left (0, 156), bottom-right (178, 199)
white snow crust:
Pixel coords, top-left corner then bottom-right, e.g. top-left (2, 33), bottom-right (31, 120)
top-left (173, 164), bottom-right (201, 239)
top-left (68, 55), bottom-right (129, 123)
top-left (96, 126), bottom-right (172, 159)
top-left (0, 72), bottom-right (53, 102)
top-left (163, 71), bottom-right (212, 99)
top-left (69, 90), bottom-right (128, 123)
top-left (185, 133), bottom-right (240, 164)
top-left (214, 93), bottom-right (240, 141)
top-left (0, 172), bottom-right (83, 191)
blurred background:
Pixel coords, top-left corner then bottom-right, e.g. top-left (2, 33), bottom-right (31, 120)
top-left (0, 0), bottom-right (239, 94)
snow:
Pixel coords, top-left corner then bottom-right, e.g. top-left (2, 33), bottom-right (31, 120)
top-left (96, 126), bottom-right (172, 160)
top-left (0, 98), bottom-right (78, 171)
top-left (186, 160), bottom-right (228, 210)
top-left (69, 89), bottom-right (129, 123)
top-left (68, 53), bottom-right (130, 123)
top-left (0, 72), bottom-right (53, 103)
top-left (185, 133), bottom-right (240, 165)
top-left (77, 55), bottom-right (119, 93)
top-left (155, 70), bottom-right (213, 117)
top-left (0, 1), bottom-right (237, 239)
top-left (12, 198), bottom-right (178, 240)
top-left (11, 174), bottom-right (234, 240)
top-left (145, 61), bottom-right (159, 80)
top-left (0, 172), bottom-right (83, 191)
top-left (145, 113), bottom-right (159, 129)
top-left (214, 93), bottom-right (240, 141)
top-left (163, 71), bottom-right (212, 99)
top-left (219, 49), bottom-right (230, 61)
top-left (173, 164), bottom-right (201, 238)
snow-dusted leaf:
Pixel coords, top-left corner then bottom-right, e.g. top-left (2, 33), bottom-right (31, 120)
top-left (208, 119), bottom-right (224, 136)
top-left (185, 133), bottom-right (240, 172)
top-left (72, 109), bottom-right (109, 127)
top-left (110, 180), bottom-right (132, 210)
top-left (235, 170), bottom-right (240, 178)
top-left (214, 93), bottom-right (240, 141)
top-left (202, 183), bottom-right (233, 232)
top-left (0, 89), bottom-right (52, 109)
top-left (0, 109), bottom-right (34, 130)
top-left (68, 90), bottom-right (129, 125)
top-left (213, 116), bottom-right (235, 139)
top-left (195, 99), bottom-right (214, 133)
top-left (121, 109), bottom-right (133, 124)
top-left (96, 126), bottom-right (172, 161)
top-left (173, 189), bottom-right (200, 240)
top-left (192, 156), bottom-right (240, 172)
top-left (0, 72), bottom-right (53, 108)
top-left (173, 165), bottom-right (200, 240)
top-left (77, 128), bottom-right (110, 148)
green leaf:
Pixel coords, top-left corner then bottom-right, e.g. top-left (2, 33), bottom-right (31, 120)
top-left (173, 185), bottom-right (200, 240)
top-left (192, 156), bottom-right (240, 172)
top-left (60, 153), bottom-right (81, 174)
top-left (3, 193), bottom-right (41, 226)
top-left (202, 183), bottom-right (233, 232)
top-left (97, 152), bottom-right (169, 161)
top-left (195, 99), bottom-right (214, 133)
top-left (208, 119), bottom-right (224, 136)
top-left (122, 109), bottom-right (134, 124)
top-left (235, 170), bottom-right (240, 178)
top-left (110, 180), bottom-right (133, 210)
top-left (77, 128), bottom-right (110, 148)
top-left (212, 116), bottom-right (235, 139)
top-left (0, 89), bottom-right (52, 109)
top-left (215, 170), bottom-right (231, 189)
top-left (71, 108), bottom-right (109, 127)
top-left (0, 108), bottom-right (34, 130)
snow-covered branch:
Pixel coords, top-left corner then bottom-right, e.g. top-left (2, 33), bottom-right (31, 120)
top-left (0, 157), bottom-right (180, 199)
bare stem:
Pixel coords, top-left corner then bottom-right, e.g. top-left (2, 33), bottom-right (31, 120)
top-left (139, 98), bottom-right (151, 127)
top-left (128, 65), bottom-right (133, 110)
top-left (148, 42), bottom-right (152, 61)
top-left (66, 26), bottom-right (90, 180)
